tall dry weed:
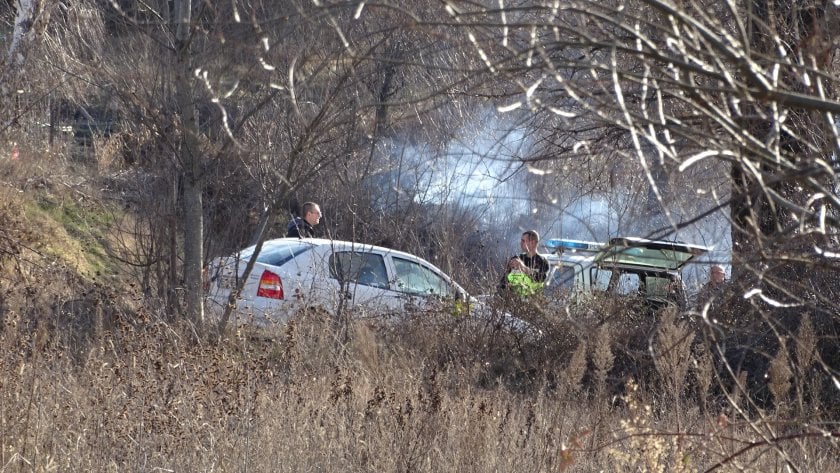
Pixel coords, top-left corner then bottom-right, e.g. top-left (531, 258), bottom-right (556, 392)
top-left (564, 338), bottom-right (587, 394)
top-left (795, 313), bottom-right (817, 370)
top-left (607, 380), bottom-right (693, 473)
top-left (592, 323), bottom-right (614, 397)
top-left (692, 342), bottom-right (714, 414)
top-left (793, 313), bottom-right (818, 415)
top-left (768, 338), bottom-right (792, 412)
top-left (92, 132), bottom-right (127, 172)
top-left (653, 308), bottom-right (695, 412)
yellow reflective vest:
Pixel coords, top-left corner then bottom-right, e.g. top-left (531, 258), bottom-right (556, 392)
top-left (506, 271), bottom-right (544, 297)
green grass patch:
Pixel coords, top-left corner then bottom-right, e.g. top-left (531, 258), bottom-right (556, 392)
top-left (24, 194), bottom-right (122, 279)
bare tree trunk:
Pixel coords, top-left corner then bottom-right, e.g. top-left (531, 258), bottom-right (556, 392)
top-left (168, 170), bottom-right (181, 317)
top-left (174, 0), bottom-right (204, 323)
top-left (8, 0), bottom-right (37, 65)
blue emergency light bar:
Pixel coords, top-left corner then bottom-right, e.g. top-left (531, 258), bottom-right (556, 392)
top-left (543, 239), bottom-right (603, 252)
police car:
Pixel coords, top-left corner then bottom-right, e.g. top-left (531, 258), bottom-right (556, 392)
top-left (542, 237), bottom-right (712, 309)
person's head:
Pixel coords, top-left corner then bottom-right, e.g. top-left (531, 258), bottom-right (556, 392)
top-left (710, 265), bottom-right (725, 284)
top-left (520, 230), bottom-right (540, 255)
top-left (301, 202), bottom-right (322, 226)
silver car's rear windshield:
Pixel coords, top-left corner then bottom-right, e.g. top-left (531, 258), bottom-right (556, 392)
top-left (238, 241), bottom-right (313, 267)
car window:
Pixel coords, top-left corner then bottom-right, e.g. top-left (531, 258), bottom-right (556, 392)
top-left (592, 268), bottom-right (611, 292)
top-left (546, 264), bottom-right (577, 299)
top-left (329, 252), bottom-right (389, 289)
top-left (615, 273), bottom-right (642, 295)
top-left (607, 271), bottom-right (645, 295)
top-left (645, 275), bottom-right (673, 297)
top-left (592, 268), bottom-right (641, 295)
top-left (550, 265), bottom-right (577, 290)
top-left (645, 274), bottom-right (685, 306)
top-left (254, 244), bottom-right (312, 267)
top-left (392, 257), bottom-right (452, 297)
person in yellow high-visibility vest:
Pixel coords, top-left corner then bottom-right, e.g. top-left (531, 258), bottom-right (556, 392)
top-left (499, 230), bottom-right (550, 298)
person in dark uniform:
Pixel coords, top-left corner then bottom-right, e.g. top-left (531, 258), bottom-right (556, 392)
top-left (500, 230), bottom-right (550, 297)
top-left (286, 202), bottom-right (321, 238)
top-left (694, 265), bottom-right (727, 309)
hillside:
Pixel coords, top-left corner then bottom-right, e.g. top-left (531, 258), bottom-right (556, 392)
top-left (2, 153), bottom-right (121, 299)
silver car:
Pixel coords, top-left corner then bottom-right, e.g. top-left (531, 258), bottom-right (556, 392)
top-left (206, 238), bottom-right (489, 326)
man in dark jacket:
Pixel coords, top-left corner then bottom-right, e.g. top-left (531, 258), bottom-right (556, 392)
top-left (694, 265), bottom-right (727, 309)
top-left (499, 230), bottom-right (550, 297)
top-left (286, 202), bottom-right (321, 238)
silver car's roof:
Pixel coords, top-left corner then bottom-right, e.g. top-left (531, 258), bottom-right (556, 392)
top-left (247, 238), bottom-right (442, 263)
top-left (232, 237), bottom-right (462, 287)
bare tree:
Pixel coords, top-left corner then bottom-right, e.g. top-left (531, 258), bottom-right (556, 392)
top-left (408, 0), bottom-right (838, 296)
top-left (6, 0), bottom-right (48, 66)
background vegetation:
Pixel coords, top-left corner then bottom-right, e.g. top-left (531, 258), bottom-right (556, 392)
top-left (1, 0), bottom-right (838, 471)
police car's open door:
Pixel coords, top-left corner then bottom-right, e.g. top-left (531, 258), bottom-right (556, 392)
top-left (599, 237), bottom-right (711, 270)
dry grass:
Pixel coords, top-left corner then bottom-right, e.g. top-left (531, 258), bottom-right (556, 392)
top-left (1, 297), bottom-right (838, 472)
